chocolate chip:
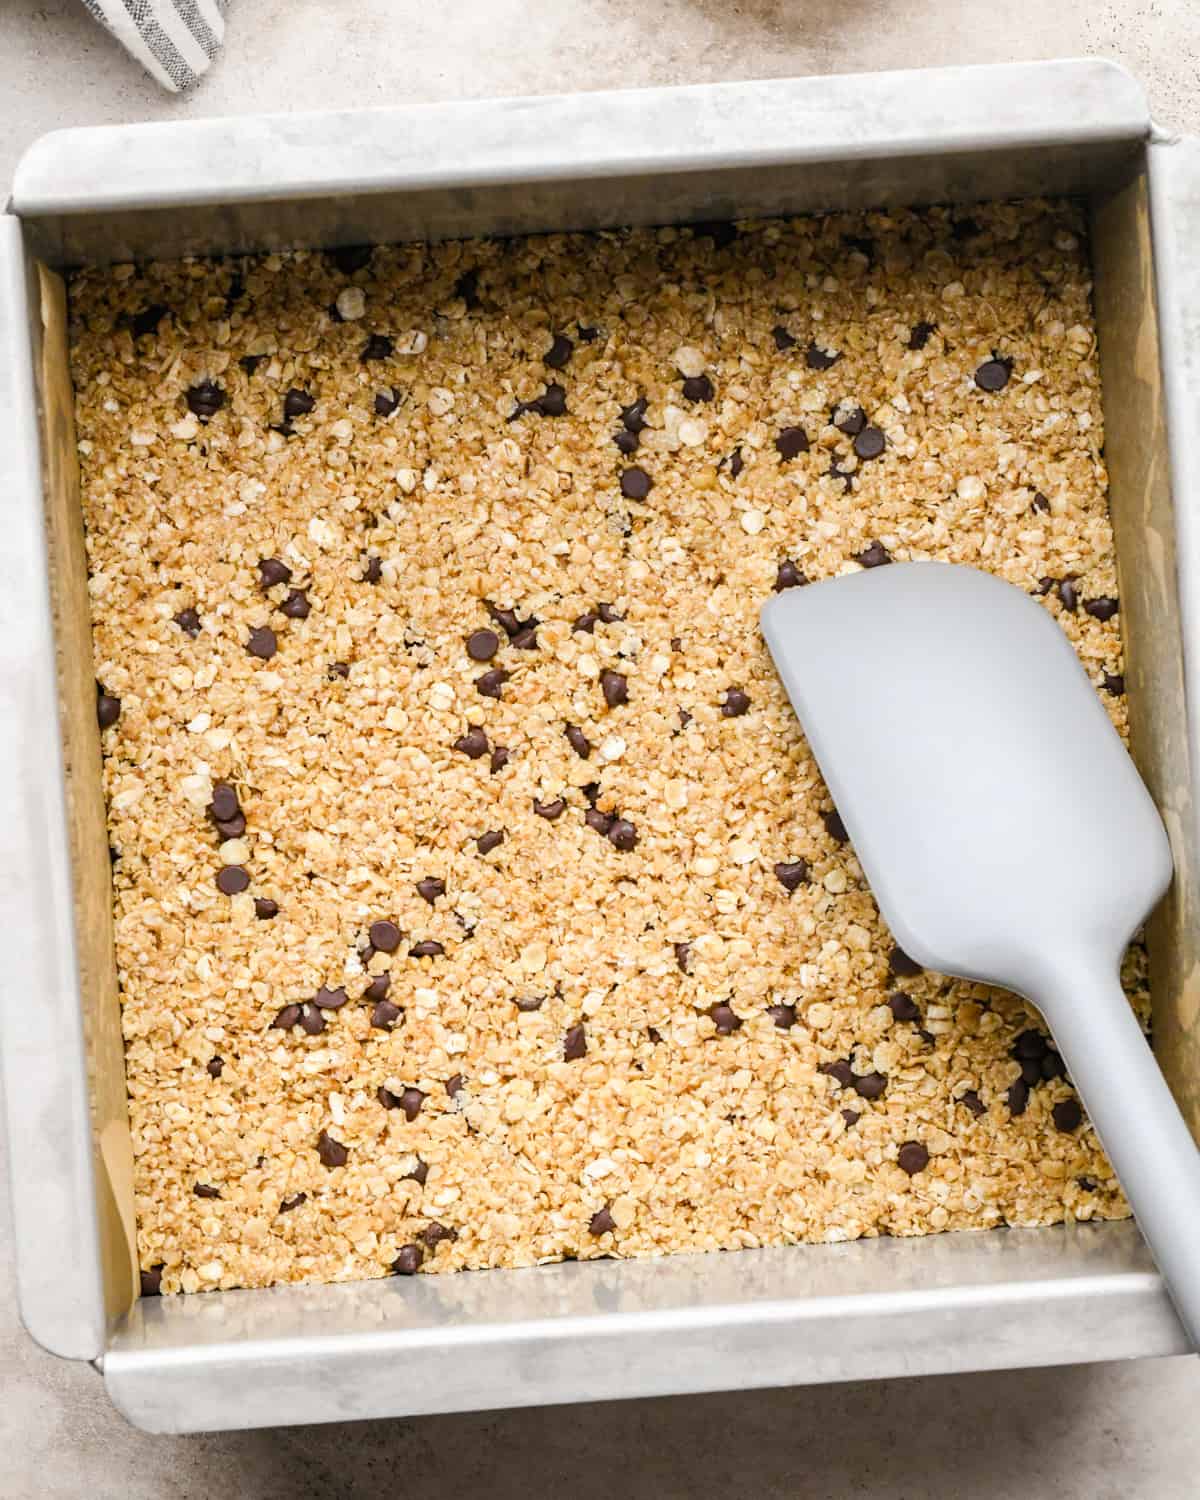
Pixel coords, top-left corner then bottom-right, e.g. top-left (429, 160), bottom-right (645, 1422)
top-left (404, 1158), bottom-right (429, 1185)
top-left (140, 1265), bottom-right (164, 1297)
top-left (974, 358), bottom-right (1013, 392)
top-left (854, 426), bottom-right (886, 461)
top-left (578, 324), bottom-right (600, 343)
top-left (333, 244), bottom-right (373, 274)
top-left (1012, 1029), bottom-right (1048, 1061)
top-left (1007, 1077), bottom-right (1030, 1117)
top-left (297, 1006), bottom-right (324, 1036)
top-left (476, 829), bottom-right (504, 855)
top-left (409, 940), bottom-right (444, 958)
top-left (582, 782), bottom-right (601, 804)
top-left (563, 1023), bottom-right (588, 1060)
top-left (313, 986), bottom-right (349, 1009)
top-left (598, 602), bottom-right (624, 624)
top-left (617, 398), bottom-right (648, 437)
top-left (97, 691), bottom-right (121, 729)
top-left (536, 383), bottom-right (568, 417)
top-left (374, 387), bottom-right (400, 416)
top-left (772, 325), bottom-right (797, 351)
top-left (1058, 579), bottom-right (1079, 613)
top-left (130, 303), bottom-right (169, 339)
top-left (366, 999), bottom-right (399, 1034)
top-left (206, 1056), bottom-right (224, 1078)
top-left (1015, 1057), bottom-right (1040, 1086)
top-left (363, 972), bottom-right (391, 1005)
top-left (362, 554), bottom-right (383, 584)
top-left (854, 1071), bottom-right (887, 1100)
top-left (674, 941), bottom-right (693, 974)
top-left (446, 1074), bottom-right (464, 1098)
top-left (887, 992), bottom-right (920, 1022)
top-left (328, 660), bottom-right (350, 680)
top-left (467, 628), bottom-right (500, 661)
top-left (1042, 1050), bottom-right (1066, 1081)
top-left (246, 626), bottom-right (277, 660)
top-left (721, 687), bottom-right (750, 718)
top-left (283, 388), bottom-right (315, 421)
top-left (258, 557), bottom-right (292, 589)
top-left (613, 429), bottom-right (640, 455)
top-left (729, 448), bottom-right (745, 478)
top-left (574, 610), bottom-right (599, 634)
top-left (209, 782), bottom-right (240, 822)
top-left (186, 380), bottom-right (225, 419)
top-left (193, 1183), bottom-right (221, 1199)
top-left (1032, 491), bottom-right (1051, 514)
top-left (487, 602), bottom-right (529, 637)
top-left (361, 334), bottom-right (394, 362)
top-left (589, 1206), bottom-right (616, 1236)
top-left (271, 1004), bottom-right (301, 1030)
top-left (216, 865), bottom-right (249, 895)
top-left (841, 1109), bottom-right (861, 1127)
top-left (907, 322), bottom-right (936, 351)
top-left (1053, 1098), bottom-right (1083, 1133)
top-left (395, 1087), bottom-right (426, 1121)
top-left (833, 404), bottom-right (867, 436)
top-left (897, 1141), bottom-right (930, 1175)
top-left (888, 945), bottom-right (923, 978)
top-left (855, 542), bottom-right (892, 569)
top-left (681, 374), bottom-right (715, 403)
top-left (368, 919), bottom-right (402, 953)
top-left (534, 797), bottom-right (566, 821)
top-left (767, 1002), bottom-right (797, 1029)
top-left (254, 897), bottom-right (279, 921)
top-left (476, 668), bottom-right (511, 698)
top-left (806, 343), bottom-right (839, 370)
top-left (670, 638), bottom-right (682, 652)
top-left (279, 1192), bottom-right (307, 1214)
top-left (585, 808), bottom-right (614, 837)
top-left (647, 1027), bottom-right (664, 1044)
top-left (454, 268), bottom-right (481, 308)
top-left (239, 353), bottom-right (265, 375)
top-left (709, 1003), bottom-right (742, 1035)
top-left (773, 859), bottom-right (809, 892)
top-left (600, 669), bottom-right (629, 708)
top-left (1085, 596), bottom-right (1119, 622)
top-left (620, 467), bottom-right (653, 501)
top-left (961, 1089), bottom-right (986, 1118)
top-left (607, 818), bottom-right (638, 851)
top-left (823, 809), bottom-right (849, 844)
top-left (510, 626), bottom-right (539, 651)
top-left (489, 746), bottom-right (511, 775)
top-left (392, 1244), bottom-right (424, 1275)
top-left (1033, 576), bottom-right (1057, 596)
top-left (565, 724), bottom-right (591, 759)
top-left (776, 426), bottom-right (809, 460)
top-left (280, 589), bottom-right (310, 619)
top-left (421, 1221), bottom-right (457, 1249)
top-left (454, 727), bottom-right (489, 759)
top-left (416, 877), bottom-right (445, 905)
top-left (1103, 673), bottom-right (1125, 696)
top-left (545, 333), bottom-right (574, 370)
top-left (174, 607), bottom-right (201, 637)
top-left (514, 995), bottom-right (545, 1014)
top-left (1077, 1176), bottom-right (1097, 1192)
top-left (213, 810), bottom-right (246, 838)
top-left (317, 1130), bottom-right (348, 1168)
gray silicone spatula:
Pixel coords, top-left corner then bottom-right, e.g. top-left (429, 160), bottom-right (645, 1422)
top-left (761, 560), bottom-right (1200, 1348)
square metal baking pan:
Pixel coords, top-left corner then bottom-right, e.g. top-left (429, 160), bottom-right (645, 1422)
top-left (3, 59), bottom-right (1200, 1434)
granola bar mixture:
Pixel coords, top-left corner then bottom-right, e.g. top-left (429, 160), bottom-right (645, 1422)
top-left (70, 199), bottom-right (1141, 1296)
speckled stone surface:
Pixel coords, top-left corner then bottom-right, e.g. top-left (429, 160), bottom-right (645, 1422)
top-left (3, 1), bottom-right (1200, 1493)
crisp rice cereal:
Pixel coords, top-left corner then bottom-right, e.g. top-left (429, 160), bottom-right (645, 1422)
top-left (69, 201), bottom-right (1141, 1294)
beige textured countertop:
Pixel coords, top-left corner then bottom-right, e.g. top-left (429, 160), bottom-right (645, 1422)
top-left (3, 2), bottom-right (1200, 1494)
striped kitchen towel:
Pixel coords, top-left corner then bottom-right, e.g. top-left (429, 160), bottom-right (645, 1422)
top-left (80, 0), bottom-right (228, 92)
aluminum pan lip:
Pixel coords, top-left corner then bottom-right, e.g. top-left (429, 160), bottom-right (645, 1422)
top-left (11, 59), bottom-right (1149, 218)
top-left (102, 1223), bottom-right (1187, 1433)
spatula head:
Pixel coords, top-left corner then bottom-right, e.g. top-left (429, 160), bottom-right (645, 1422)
top-left (761, 563), bottom-right (1171, 1010)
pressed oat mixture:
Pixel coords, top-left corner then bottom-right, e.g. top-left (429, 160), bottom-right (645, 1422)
top-left (70, 199), bottom-right (1143, 1297)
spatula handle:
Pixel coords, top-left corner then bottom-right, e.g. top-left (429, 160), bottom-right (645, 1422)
top-left (1041, 965), bottom-right (1200, 1349)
